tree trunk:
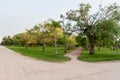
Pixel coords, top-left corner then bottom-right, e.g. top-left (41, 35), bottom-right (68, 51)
top-left (42, 43), bottom-right (45, 52)
top-left (42, 32), bottom-right (45, 52)
top-left (54, 27), bottom-right (58, 54)
top-left (97, 44), bottom-right (101, 51)
top-left (63, 31), bottom-right (67, 53)
top-left (25, 44), bottom-right (28, 49)
top-left (88, 34), bottom-right (95, 55)
top-left (64, 44), bottom-right (67, 53)
top-left (115, 42), bottom-right (118, 54)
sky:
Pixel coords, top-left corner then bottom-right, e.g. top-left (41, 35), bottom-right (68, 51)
top-left (0, 0), bottom-right (120, 42)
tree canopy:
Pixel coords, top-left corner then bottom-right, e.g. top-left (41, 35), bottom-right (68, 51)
top-left (65, 3), bottom-right (120, 55)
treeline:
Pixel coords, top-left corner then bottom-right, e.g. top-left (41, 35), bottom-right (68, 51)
top-left (1, 20), bottom-right (77, 49)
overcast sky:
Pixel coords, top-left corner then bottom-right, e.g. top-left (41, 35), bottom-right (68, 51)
top-left (0, 0), bottom-right (120, 42)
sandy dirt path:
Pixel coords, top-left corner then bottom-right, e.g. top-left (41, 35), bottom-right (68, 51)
top-left (0, 46), bottom-right (120, 80)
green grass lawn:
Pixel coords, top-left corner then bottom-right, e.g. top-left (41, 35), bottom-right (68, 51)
top-left (7, 46), bottom-right (71, 62)
top-left (78, 47), bottom-right (120, 62)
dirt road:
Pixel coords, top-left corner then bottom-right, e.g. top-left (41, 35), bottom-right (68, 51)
top-left (0, 46), bottom-right (120, 80)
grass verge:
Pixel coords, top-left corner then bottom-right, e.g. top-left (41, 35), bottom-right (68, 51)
top-left (7, 46), bottom-right (71, 62)
top-left (78, 47), bottom-right (120, 62)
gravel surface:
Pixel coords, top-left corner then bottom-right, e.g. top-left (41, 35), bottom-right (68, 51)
top-left (0, 46), bottom-right (120, 80)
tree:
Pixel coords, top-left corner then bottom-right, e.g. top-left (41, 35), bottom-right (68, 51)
top-left (60, 15), bottom-right (68, 53)
top-left (1, 36), bottom-right (13, 45)
top-left (76, 34), bottom-right (89, 50)
top-left (49, 20), bottom-right (61, 54)
top-left (30, 21), bottom-right (52, 52)
top-left (60, 15), bottom-right (76, 53)
top-left (12, 32), bottom-right (37, 48)
top-left (95, 20), bottom-right (119, 50)
top-left (65, 3), bottom-right (120, 55)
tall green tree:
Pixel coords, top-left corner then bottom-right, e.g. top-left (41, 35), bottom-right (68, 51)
top-left (65, 3), bottom-right (120, 55)
top-left (50, 20), bottom-right (61, 54)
